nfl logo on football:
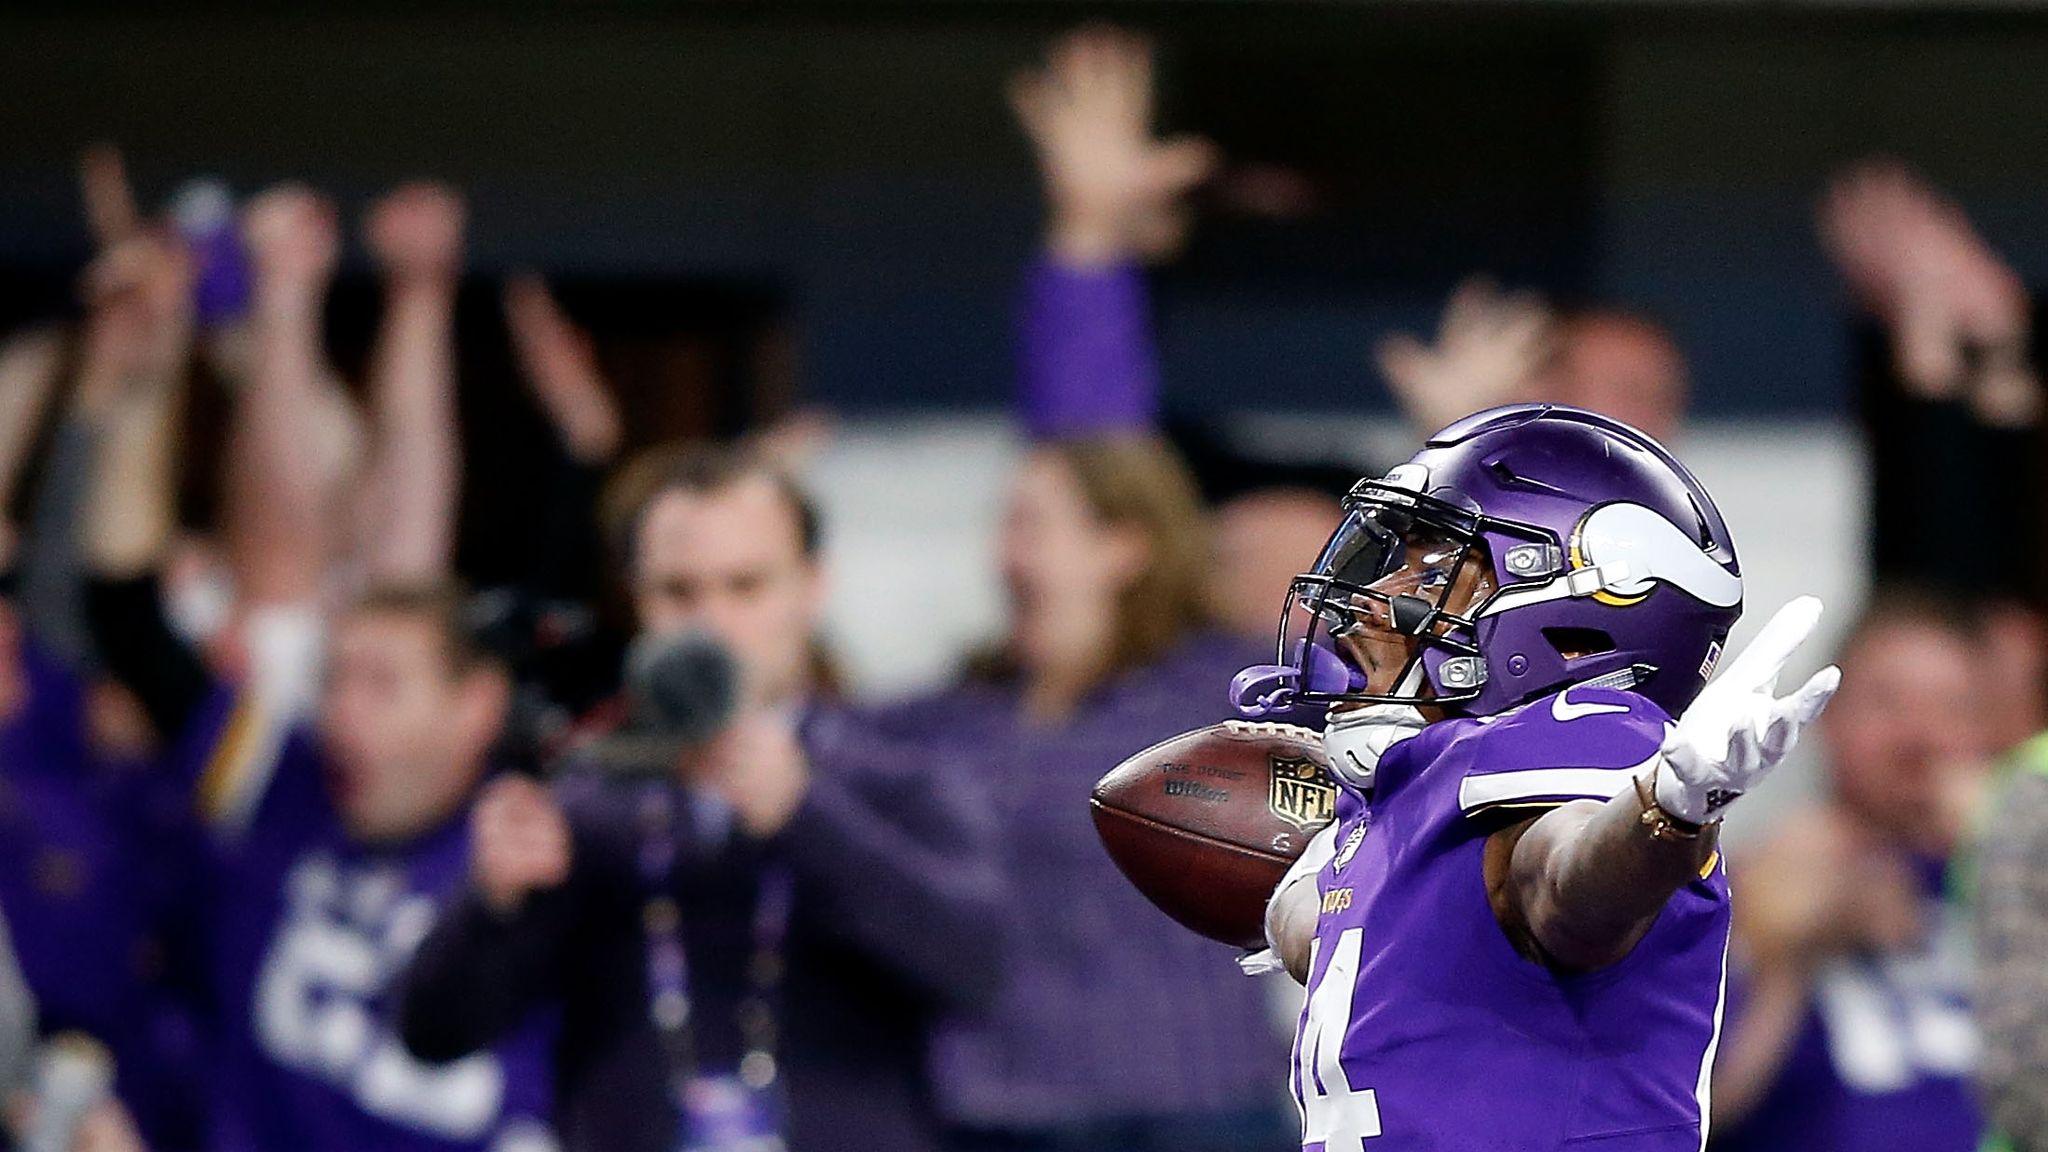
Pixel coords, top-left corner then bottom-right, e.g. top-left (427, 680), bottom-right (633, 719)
top-left (1268, 757), bottom-right (1336, 830)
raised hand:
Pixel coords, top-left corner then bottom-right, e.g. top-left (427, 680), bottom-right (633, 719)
top-left (1656, 596), bottom-right (1842, 825)
top-left (242, 184), bottom-right (340, 308)
top-left (69, 143), bottom-right (194, 413)
top-left (76, 229), bottom-right (196, 417)
top-left (1734, 806), bottom-right (1921, 970)
top-left (1819, 160), bottom-right (2037, 426)
top-left (470, 775), bottom-right (574, 914)
top-left (365, 182), bottom-right (466, 287)
top-left (1010, 25), bottom-right (1218, 265)
top-left (230, 183), bottom-right (350, 605)
top-left (682, 711), bottom-right (811, 838)
top-left (504, 274), bottom-right (621, 464)
top-left (0, 329), bottom-right (65, 572)
top-left (1374, 276), bottom-right (1553, 437)
top-left (79, 143), bottom-right (140, 249)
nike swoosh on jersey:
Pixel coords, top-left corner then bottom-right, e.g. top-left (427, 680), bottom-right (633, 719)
top-left (1551, 687), bottom-right (1632, 722)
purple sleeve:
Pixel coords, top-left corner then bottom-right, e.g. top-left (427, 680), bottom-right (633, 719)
top-left (399, 772), bottom-right (636, 1062)
top-left (400, 769), bottom-right (698, 1063)
top-left (398, 888), bottom-right (571, 1064)
top-left (1017, 258), bottom-right (1160, 439)
top-left (778, 712), bottom-right (1006, 1013)
top-left (1455, 687), bottom-right (1671, 815)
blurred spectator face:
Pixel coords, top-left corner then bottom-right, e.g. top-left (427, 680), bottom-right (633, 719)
top-left (633, 478), bottom-right (823, 708)
top-left (1818, 617), bottom-right (1987, 855)
top-left (1001, 449), bottom-right (1147, 675)
top-left (1211, 488), bottom-right (1342, 642)
top-left (317, 607), bottom-right (507, 842)
top-left (1542, 313), bottom-right (1689, 444)
top-left (87, 679), bottom-right (157, 762)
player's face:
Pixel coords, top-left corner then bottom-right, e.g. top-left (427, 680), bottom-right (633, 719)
top-left (1322, 536), bottom-right (1497, 700)
top-left (632, 481), bottom-right (823, 710)
top-left (1001, 451), bottom-right (1146, 675)
top-left (1819, 620), bottom-right (1988, 853)
top-left (318, 611), bottom-right (505, 843)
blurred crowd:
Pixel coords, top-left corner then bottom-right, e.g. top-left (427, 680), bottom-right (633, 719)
top-left (2, 21), bottom-right (2048, 1152)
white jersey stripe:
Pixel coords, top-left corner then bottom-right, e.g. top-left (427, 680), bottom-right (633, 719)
top-left (1454, 756), bottom-right (1659, 813)
top-left (1695, 922), bottom-right (1732, 1150)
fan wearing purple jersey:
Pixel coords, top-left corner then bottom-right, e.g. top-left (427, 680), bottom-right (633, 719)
top-left (1235, 404), bottom-right (1841, 1151)
top-left (83, 577), bottom-right (561, 1152)
top-left (73, 180), bottom-right (561, 1152)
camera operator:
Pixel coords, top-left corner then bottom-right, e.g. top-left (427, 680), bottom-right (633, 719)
top-left (398, 444), bottom-right (1005, 1152)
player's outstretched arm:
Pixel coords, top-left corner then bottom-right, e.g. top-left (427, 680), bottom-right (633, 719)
top-left (1490, 598), bottom-right (1840, 971)
top-left (1488, 790), bottom-right (1717, 971)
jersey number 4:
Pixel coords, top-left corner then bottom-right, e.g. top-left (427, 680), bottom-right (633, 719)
top-left (1295, 927), bottom-right (1383, 1150)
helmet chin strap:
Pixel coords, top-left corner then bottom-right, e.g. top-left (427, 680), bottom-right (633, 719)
top-left (1392, 660), bottom-right (1428, 697)
top-left (1323, 703), bottom-right (1427, 789)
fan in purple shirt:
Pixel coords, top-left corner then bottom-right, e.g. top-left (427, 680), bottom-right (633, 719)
top-left (1008, 25), bottom-right (1349, 660)
top-left (399, 442), bottom-right (1005, 1152)
top-left (937, 31), bottom-right (1310, 1149)
top-left (0, 336), bottom-right (212, 1147)
top-left (0, 596), bottom-right (217, 1152)
top-left (1242, 405), bottom-right (1841, 1151)
top-left (73, 180), bottom-right (559, 1152)
top-left (871, 439), bottom-right (1295, 1150)
top-left (0, 615), bottom-right (139, 1055)
top-left (85, 577), bottom-right (560, 1152)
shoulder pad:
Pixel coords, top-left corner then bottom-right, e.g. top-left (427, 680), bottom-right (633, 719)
top-left (1454, 686), bottom-right (1671, 816)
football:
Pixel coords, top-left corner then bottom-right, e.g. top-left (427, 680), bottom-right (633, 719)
top-left (1091, 720), bottom-right (1336, 949)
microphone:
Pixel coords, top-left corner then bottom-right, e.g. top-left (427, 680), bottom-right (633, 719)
top-left (569, 630), bottom-right (741, 777)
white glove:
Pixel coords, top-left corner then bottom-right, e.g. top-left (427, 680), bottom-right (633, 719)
top-left (1655, 596), bottom-right (1842, 825)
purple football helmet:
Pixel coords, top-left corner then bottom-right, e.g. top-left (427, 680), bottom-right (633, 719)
top-left (1231, 404), bottom-right (1743, 720)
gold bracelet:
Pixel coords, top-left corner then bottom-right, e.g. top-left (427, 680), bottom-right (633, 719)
top-left (1632, 770), bottom-right (1709, 842)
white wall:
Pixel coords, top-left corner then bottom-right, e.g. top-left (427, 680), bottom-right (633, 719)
top-left (804, 416), bottom-right (1024, 701)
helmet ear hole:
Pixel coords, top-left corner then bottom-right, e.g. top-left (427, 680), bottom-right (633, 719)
top-left (1542, 627), bottom-right (1616, 661)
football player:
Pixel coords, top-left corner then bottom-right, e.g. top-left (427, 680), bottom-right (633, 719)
top-left (1236, 403), bottom-right (1840, 1151)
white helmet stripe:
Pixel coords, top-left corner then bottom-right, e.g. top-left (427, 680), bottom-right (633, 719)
top-left (1478, 502), bottom-right (1741, 616)
top-left (1576, 502), bottom-right (1742, 608)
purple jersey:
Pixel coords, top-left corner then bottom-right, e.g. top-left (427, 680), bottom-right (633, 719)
top-left (0, 637), bottom-right (212, 1149)
top-left (0, 636), bottom-right (130, 1036)
top-left (177, 688), bottom-right (558, 1152)
top-left (1292, 686), bottom-right (1729, 1151)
